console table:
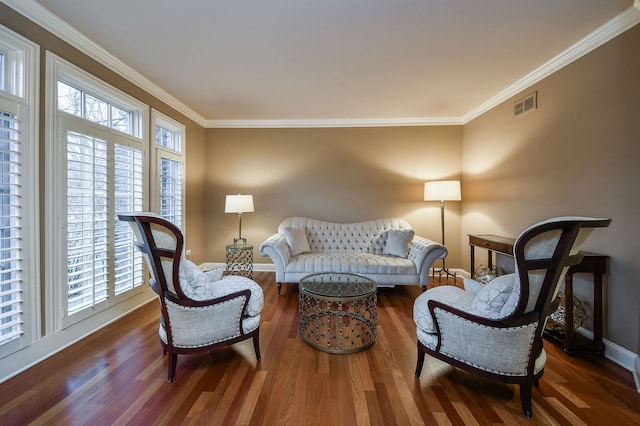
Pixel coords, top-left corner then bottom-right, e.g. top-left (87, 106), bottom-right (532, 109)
top-left (468, 234), bottom-right (608, 355)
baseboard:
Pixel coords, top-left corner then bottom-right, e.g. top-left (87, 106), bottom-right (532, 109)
top-left (575, 327), bottom-right (639, 378)
top-left (635, 355), bottom-right (640, 392)
top-left (199, 262), bottom-right (274, 272)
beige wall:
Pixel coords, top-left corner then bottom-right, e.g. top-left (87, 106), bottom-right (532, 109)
top-left (202, 126), bottom-right (463, 266)
top-left (462, 24), bottom-right (640, 353)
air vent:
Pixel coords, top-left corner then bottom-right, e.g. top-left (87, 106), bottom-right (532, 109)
top-left (514, 91), bottom-right (537, 117)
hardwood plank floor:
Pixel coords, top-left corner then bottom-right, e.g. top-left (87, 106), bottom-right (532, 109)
top-left (1, 271), bottom-right (638, 425)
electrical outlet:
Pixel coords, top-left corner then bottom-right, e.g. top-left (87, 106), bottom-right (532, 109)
top-left (186, 249), bottom-right (192, 256)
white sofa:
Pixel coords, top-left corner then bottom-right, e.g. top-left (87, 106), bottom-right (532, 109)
top-left (259, 217), bottom-right (447, 294)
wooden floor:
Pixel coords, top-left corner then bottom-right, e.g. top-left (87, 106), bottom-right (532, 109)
top-left (1, 272), bottom-right (639, 425)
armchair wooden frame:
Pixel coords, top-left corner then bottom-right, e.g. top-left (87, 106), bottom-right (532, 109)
top-left (118, 213), bottom-right (261, 383)
top-left (415, 217), bottom-right (611, 419)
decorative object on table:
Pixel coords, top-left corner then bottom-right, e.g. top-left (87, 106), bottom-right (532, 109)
top-left (225, 194), bottom-right (254, 245)
top-left (546, 293), bottom-right (586, 331)
top-left (473, 264), bottom-right (506, 284)
top-left (424, 180), bottom-right (461, 282)
top-left (413, 217), bottom-right (611, 419)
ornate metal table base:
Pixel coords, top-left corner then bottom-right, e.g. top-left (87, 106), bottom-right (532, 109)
top-left (225, 244), bottom-right (253, 278)
top-left (298, 273), bottom-right (377, 354)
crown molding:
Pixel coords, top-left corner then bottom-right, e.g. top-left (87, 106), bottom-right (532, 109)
top-left (205, 116), bottom-right (464, 128)
top-left (462, 3), bottom-right (640, 124)
top-left (1, 0), bottom-right (207, 127)
top-left (3, 0), bottom-right (639, 129)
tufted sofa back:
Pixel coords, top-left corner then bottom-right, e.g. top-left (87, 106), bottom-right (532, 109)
top-left (277, 217), bottom-right (413, 255)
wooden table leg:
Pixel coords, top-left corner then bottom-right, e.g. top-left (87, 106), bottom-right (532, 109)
top-left (564, 274), bottom-right (575, 354)
top-left (592, 272), bottom-right (605, 355)
top-left (470, 246), bottom-right (475, 278)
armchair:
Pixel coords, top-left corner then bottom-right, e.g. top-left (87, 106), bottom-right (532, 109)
top-left (413, 217), bottom-right (611, 418)
top-left (118, 212), bottom-right (264, 383)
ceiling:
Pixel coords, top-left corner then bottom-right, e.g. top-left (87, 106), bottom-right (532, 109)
top-left (19, 0), bottom-right (639, 126)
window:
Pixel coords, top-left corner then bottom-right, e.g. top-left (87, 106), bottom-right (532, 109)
top-left (0, 26), bottom-right (38, 358)
top-left (151, 110), bottom-right (184, 229)
top-left (47, 52), bottom-right (148, 327)
top-left (57, 81), bottom-right (133, 133)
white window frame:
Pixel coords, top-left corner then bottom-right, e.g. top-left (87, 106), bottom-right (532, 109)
top-left (151, 109), bottom-right (185, 230)
top-left (45, 52), bottom-right (149, 330)
top-left (0, 25), bottom-right (39, 359)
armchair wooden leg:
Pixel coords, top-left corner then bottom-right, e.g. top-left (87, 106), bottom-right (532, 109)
top-left (253, 329), bottom-right (261, 361)
top-left (277, 283), bottom-right (282, 295)
top-left (415, 343), bottom-right (426, 377)
top-left (167, 353), bottom-right (178, 383)
top-left (519, 382), bottom-right (533, 419)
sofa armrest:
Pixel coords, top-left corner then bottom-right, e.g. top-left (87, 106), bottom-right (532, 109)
top-left (408, 236), bottom-right (447, 272)
top-left (259, 233), bottom-right (291, 282)
top-left (408, 236), bottom-right (448, 287)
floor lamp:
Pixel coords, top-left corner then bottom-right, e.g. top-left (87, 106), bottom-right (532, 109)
top-left (424, 181), bottom-right (461, 283)
top-left (225, 194), bottom-right (254, 245)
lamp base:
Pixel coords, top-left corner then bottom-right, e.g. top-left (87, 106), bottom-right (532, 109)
top-left (232, 237), bottom-right (248, 246)
top-left (432, 263), bottom-right (457, 284)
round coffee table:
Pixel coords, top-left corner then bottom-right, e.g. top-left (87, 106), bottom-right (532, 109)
top-left (298, 272), bottom-right (377, 354)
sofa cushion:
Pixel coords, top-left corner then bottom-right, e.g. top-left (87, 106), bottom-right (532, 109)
top-left (285, 253), bottom-right (416, 275)
top-left (283, 226), bottom-right (311, 255)
top-left (383, 228), bottom-right (415, 258)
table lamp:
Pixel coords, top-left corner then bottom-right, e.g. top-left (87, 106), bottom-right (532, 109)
top-left (424, 180), bottom-right (461, 282)
top-left (225, 194), bottom-right (254, 245)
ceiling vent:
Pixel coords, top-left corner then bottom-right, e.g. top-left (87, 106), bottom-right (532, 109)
top-left (514, 91), bottom-right (537, 117)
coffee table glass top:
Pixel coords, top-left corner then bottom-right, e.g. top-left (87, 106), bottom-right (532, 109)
top-left (299, 272), bottom-right (376, 298)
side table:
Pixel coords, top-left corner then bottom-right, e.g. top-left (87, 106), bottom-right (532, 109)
top-left (225, 244), bottom-right (253, 278)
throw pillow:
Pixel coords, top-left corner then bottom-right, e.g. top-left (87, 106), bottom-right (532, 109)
top-left (283, 226), bottom-right (310, 255)
top-left (179, 259), bottom-right (214, 300)
top-left (204, 267), bottom-right (224, 282)
top-left (471, 273), bottom-right (515, 313)
top-left (383, 228), bottom-right (415, 258)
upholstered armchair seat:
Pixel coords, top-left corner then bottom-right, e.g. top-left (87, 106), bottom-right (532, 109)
top-left (119, 212), bottom-right (263, 382)
top-left (414, 285), bottom-right (547, 376)
top-left (158, 279), bottom-right (262, 349)
top-left (413, 217), bottom-right (611, 419)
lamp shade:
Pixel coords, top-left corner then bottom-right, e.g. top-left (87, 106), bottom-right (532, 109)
top-left (424, 181), bottom-right (461, 202)
top-left (225, 194), bottom-right (254, 213)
